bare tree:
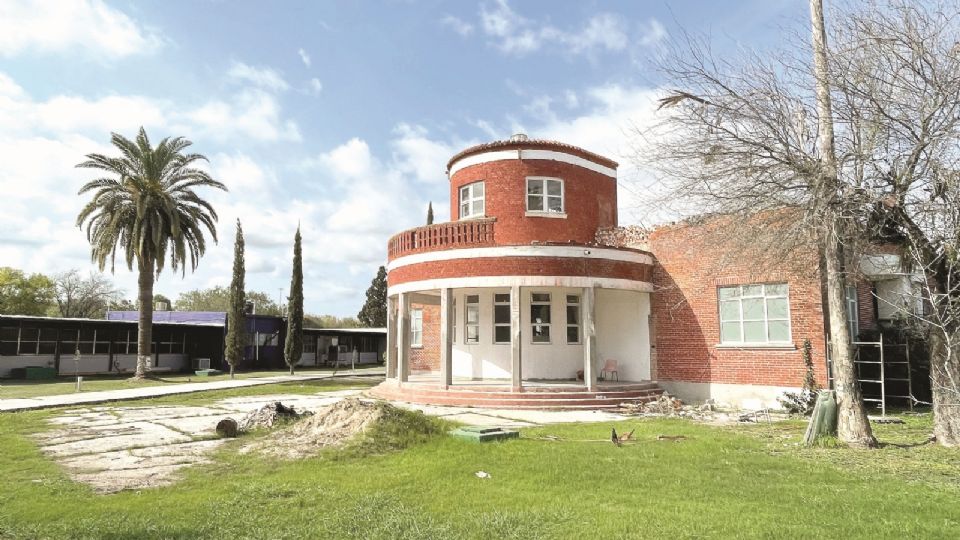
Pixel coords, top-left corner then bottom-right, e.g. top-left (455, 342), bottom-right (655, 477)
top-left (637, 2), bottom-right (877, 446)
top-left (53, 270), bottom-right (124, 319)
top-left (825, 0), bottom-right (960, 445)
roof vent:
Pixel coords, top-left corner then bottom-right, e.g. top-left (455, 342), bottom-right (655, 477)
top-left (509, 133), bottom-right (529, 142)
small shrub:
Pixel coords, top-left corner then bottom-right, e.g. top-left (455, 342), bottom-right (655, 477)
top-left (778, 339), bottom-right (821, 414)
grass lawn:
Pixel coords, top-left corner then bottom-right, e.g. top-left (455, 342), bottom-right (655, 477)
top-left (0, 365), bottom-right (382, 400)
top-left (1, 393), bottom-right (959, 539)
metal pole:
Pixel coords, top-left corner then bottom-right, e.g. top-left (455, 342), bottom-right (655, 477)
top-left (905, 336), bottom-right (913, 411)
top-left (879, 333), bottom-right (886, 418)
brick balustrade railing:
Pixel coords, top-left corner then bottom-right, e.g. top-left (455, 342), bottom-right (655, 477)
top-left (388, 218), bottom-right (496, 260)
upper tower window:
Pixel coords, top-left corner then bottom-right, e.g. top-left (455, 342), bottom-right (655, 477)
top-left (526, 177), bottom-right (564, 215)
top-left (459, 181), bottom-right (485, 219)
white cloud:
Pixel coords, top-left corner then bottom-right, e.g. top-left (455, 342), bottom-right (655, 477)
top-left (638, 19), bottom-right (667, 47)
top-left (227, 61), bottom-right (289, 92)
top-left (186, 88), bottom-right (301, 142)
top-left (390, 124), bottom-right (458, 184)
top-left (212, 152), bottom-right (277, 201)
top-left (308, 77), bottom-right (323, 95)
top-left (477, 0), bottom-right (633, 57)
top-left (441, 15), bottom-right (474, 37)
top-left (297, 48), bottom-right (312, 67)
top-left (0, 0), bottom-right (162, 58)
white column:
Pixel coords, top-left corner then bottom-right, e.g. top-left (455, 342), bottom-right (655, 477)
top-left (583, 286), bottom-right (598, 391)
top-left (511, 285), bottom-right (522, 391)
top-left (439, 288), bottom-right (453, 388)
top-left (386, 295), bottom-right (397, 379)
top-left (398, 292), bottom-right (410, 383)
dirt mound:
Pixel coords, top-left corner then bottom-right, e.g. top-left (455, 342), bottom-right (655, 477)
top-left (243, 398), bottom-right (384, 459)
top-left (238, 401), bottom-right (310, 432)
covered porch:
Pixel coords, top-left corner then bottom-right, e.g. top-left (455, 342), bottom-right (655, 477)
top-left (382, 284), bottom-right (653, 393)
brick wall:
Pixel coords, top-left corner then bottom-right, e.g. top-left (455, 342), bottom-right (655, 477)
top-left (450, 158), bottom-right (617, 245)
top-left (649, 220), bottom-right (829, 389)
top-left (409, 303), bottom-right (440, 372)
top-left (388, 256), bottom-right (653, 287)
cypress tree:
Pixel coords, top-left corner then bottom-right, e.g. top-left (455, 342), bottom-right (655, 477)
top-left (357, 266), bottom-right (388, 327)
top-left (284, 226), bottom-right (304, 375)
top-left (225, 219), bottom-right (246, 378)
top-left (426, 201), bottom-right (434, 225)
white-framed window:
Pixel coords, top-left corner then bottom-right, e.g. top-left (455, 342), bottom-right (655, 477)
top-left (465, 294), bottom-right (480, 343)
top-left (526, 177), bottom-right (564, 214)
top-left (459, 182), bottom-right (485, 219)
top-left (718, 283), bottom-right (791, 344)
top-left (530, 292), bottom-right (551, 343)
top-left (410, 308), bottom-right (423, 347)
top-left (493, 293), bottom-right (511, 344)
top-left (845, 285), bottom-right (859, 341)
top-left (566, 295), bottom-right (581, 344)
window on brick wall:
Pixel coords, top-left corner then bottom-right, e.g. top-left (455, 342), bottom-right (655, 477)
top-left (459, 182), bottom-right (485, 219)
top-left (465, 295), bottom-right (480, 343)
top-left (718, 284), bottom-right (791, 344)
top-left (526, 177), bottom-right (564, 214)
top-left (493, 293), bottom-right (511, 344)
top-left (410, 309), bottom-right (423, 347)
top-left (845, 286), bottom-right (859, 341)
top-left (531, 292), bottom-right (551, 343)
top-left (566, 295), bottom-right (581, 344)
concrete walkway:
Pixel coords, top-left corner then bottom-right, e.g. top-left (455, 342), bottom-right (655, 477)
top-left (0, 368), bottom-right (384, 412)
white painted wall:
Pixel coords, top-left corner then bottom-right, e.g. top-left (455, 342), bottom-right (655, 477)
top-left (660, 380), bottom-right (801, 410)
top-left (449, 286), bottom-right (650, 381)
top-left (0, 353), bottom-right (189, 377)
top-left (596, 289), bottom-right (651, 381)
top-left (0, 355), bottom-right (54, 377)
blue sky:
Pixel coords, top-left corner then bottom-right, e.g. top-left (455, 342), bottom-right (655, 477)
top-left (0, 0), bottom-right (806, 316)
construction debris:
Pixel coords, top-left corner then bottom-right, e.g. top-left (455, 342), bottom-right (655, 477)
top-left (595, 225), bottom-right (650, 250)
top-left (242, 398), bottom-right (385, 459)
top-left (657, 435), bottom-right (687, 442)
top-left (237, 401), bottom-right (309, 432)
top-left (618, 393), bottom-right (788, 425)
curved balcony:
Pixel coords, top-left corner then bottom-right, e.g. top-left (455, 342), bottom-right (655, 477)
top-left (388, 218), bottom-right (496, 260)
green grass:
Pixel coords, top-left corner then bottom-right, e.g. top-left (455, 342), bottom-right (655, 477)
top-left (0, 366), bottom-right (382, 400)
top-left (1, 398), bottom-right (959, 539)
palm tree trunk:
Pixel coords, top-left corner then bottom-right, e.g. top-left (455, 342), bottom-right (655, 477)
top-left (135, 257), bottom-right (154, 380)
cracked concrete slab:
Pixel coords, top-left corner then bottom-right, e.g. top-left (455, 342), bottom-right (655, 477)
top-left (35, 389), bottom-right (366, 493)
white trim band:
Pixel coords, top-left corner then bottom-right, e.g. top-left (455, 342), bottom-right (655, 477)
top-left (448, 148), bottom-right (617, 178)
top-left (388, 245), bottom-right (653, 271)
top-left (388, 276), bottom-right (653, 296)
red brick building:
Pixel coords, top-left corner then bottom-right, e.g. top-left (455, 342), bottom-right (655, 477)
top-left (371, 135), bottom-right (909, 409)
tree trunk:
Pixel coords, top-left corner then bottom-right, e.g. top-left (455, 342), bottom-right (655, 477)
top-left (134, 257), bottom-right (154, 380)
top-left (230, 364), bottom-right (235, 380)
top-left (289, 365), bottom-right (294, 376)
top-left (824, 230), bottom-right (877, 447)
top-left (930, 330), bottom-right (960, 446)
top-left (810, 0), bottom-right (876, 448)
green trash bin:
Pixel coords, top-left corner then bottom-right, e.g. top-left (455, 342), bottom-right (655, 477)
top-left (25, 367), bottom-right (57, 380)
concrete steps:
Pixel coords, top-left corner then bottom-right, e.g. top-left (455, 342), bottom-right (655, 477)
top-left (368, 381), bottom-right (663, 410)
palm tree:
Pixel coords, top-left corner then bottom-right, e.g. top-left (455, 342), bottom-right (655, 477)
top-left (76, 127), bottom-right (226, 379)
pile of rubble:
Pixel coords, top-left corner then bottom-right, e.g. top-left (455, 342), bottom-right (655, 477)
top-left (619, 394), bottom-right (786, 425)
top-left (594, 225), bottom-right (650, 250)
top-left (238, 401), bottom-right (311, 431)
top-left (242, 398), bottom-right (386, 459)
top-left (619, 393), bottom-right (715, 418)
